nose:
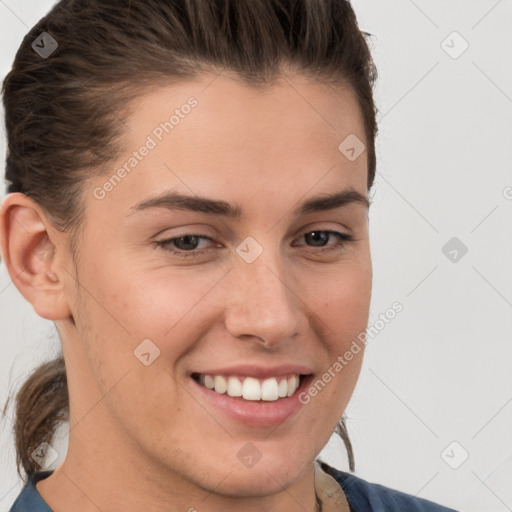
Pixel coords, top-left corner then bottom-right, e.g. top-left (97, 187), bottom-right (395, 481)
top-left (223, 247), bottom-right (301, 348)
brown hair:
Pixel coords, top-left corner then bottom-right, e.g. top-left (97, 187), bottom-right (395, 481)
top-left (2, 0), bottom-right (378, 480)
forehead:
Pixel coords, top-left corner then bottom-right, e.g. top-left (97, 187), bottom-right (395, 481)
top-left (88, 71), bottom-right (368, 215)
top-left (123, 70), bottom-right (365, 155)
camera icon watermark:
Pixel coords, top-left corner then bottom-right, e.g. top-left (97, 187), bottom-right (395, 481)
top-left (236, 442), bottom-right (262, 468)
top-left (441, 441), bottom-right (469, 469)
top-left (236, 236), bottom-right (263, 263)
top-left (33, 248), bottom-right (52, 263)
top-left (441, 31), bottom-right (469, 60)
top-left (338, 134), bottom-right (366, 162)
top-left (32, 32), bottom-right (58, 59)
top-left (31, 442), bottom-right (59, 469)
top-left (442, 237), bottom-right (468, 263)
top-left (134, 338), bottom-right (161, 366)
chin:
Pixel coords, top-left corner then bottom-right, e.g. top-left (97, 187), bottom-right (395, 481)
top-left (216, 468), bottom-right (303, 498)
top-left (200, 450), bottom-right (310, 496)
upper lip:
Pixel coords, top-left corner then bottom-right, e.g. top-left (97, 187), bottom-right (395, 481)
top-left (191, 364), bottom-right (314, 379)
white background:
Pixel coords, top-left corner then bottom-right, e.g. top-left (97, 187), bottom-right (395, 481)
top-left (1, 1), bottom-right (511, 511)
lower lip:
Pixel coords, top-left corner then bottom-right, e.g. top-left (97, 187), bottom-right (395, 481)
top-left (190, 375), bottom-right (313, 428)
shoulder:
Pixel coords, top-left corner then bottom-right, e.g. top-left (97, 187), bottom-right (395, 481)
top-left (319, 461), bottom-right (459, 512)
top-left (9, 471), bottom-right (54, 512)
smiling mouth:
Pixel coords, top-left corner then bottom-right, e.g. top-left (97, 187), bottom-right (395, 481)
top-left (191, 372), bottom-right (308, 401)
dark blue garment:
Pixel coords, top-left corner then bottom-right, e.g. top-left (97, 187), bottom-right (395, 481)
top-left (320, 461), bottom-right (458, 511)
top-left (9, 471), bottom-right (52, 512)
top-left (9, 463), bottom-right (458, 511)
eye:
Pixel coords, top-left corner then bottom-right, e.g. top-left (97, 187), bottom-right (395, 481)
top-left (154, 233), bottom-right (217, 258)
top-left (153, 229), bottom-right (354, 258)
top-left (292, 230), bottom-right (354, 253)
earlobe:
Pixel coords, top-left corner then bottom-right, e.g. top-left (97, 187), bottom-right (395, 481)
top-left (0, 193), bottom-right (73, 321)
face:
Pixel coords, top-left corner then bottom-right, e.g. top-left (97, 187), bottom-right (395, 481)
top-left (51, 71), bottom-right (372, 499)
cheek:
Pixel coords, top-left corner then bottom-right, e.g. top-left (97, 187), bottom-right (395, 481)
top-left (307, 256), bottom-right (372, 336)
top-left (69, 271), bottom-right (205, 439)
top-left (303, 256), bottom-right (371, 397)
top-left (88, 258), bottom-right (217, 345)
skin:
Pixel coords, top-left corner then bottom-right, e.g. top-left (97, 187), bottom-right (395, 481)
top-left (0, 70), bottom-right (372, 512)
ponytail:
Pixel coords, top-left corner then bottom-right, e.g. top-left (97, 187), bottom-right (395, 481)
top-left (3, 355), bottom-right (69, 481)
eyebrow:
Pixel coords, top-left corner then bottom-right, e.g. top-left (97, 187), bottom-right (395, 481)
top-left (128, 188), bottom-right (370, 218)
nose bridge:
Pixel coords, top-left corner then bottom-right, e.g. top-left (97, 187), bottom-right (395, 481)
top-left (224, 240), bottom-right (300, 344)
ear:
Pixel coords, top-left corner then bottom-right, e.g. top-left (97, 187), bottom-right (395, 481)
top-left (0, 193), bottom-right (73, 321)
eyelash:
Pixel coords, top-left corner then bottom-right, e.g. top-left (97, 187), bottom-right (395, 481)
top-left (153, 229), bottom-right (354, 259)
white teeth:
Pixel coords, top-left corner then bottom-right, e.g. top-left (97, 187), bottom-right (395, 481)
top-left (204, 375), bottom-right (215, 389)
top-left (214, 375), bottom-right (227, 394)
top-left (278, 378), bottom-right (288, 397)
top-left (227, 376), bottom-right (243, 397)
top-left (287, 375), bottom-right (299, 397)
top-left (242, 377), bottom-right (261, 400)
top-left (261, 378), bottom-right (279, 401)
top-left (197, 373), bottom-right (302, 401)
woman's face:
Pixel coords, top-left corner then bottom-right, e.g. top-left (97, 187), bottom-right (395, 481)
top-left (55, 71), bottom-right (372, 499)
